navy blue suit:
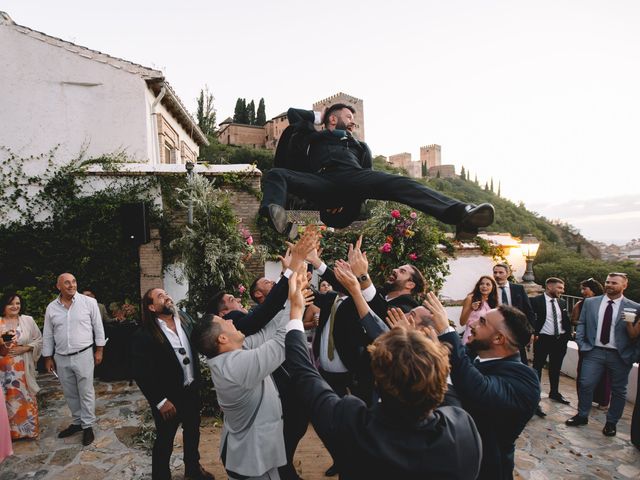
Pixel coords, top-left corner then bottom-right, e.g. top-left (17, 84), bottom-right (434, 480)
top-left (440, 331), bottom-right (540, 480)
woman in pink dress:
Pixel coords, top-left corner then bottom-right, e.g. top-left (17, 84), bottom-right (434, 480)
top-left (0, 337), bottom-right (13, 462)
top-left (460, 276), bottom-right (499, 344)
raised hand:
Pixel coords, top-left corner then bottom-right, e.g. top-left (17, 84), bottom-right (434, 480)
top-left (278, 247), bottom-right (292, 272)
top-left (347, 235), bottom-right (369, 277)
top-left (333, 260), bottom-right (360, 296)
top-left (386, 307), bottom-right (415, 330)
top-left (422, 292), bottom-right (449, 333)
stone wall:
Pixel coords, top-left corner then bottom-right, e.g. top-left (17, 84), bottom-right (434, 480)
top-left (138, 228), bottom-right (163, 297)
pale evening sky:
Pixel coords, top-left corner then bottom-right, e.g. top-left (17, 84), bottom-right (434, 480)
top-left (4, 0), bottom-right (640, 244)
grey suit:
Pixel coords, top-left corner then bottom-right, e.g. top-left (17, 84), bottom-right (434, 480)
top-left (207, 306), bottom-right (290, 479)
top-left (575, 295), bottom-right (640, 424)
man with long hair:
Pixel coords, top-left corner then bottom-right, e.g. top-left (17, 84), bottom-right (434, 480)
top-left (132, 289), bottom-right (213, 480)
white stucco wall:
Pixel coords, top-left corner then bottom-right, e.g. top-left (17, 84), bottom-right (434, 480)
top-left (0, 25), bottom-right (150, 162)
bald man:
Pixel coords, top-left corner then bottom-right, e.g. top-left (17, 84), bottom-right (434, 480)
top-left (43, 273), bottom-right (105, 446)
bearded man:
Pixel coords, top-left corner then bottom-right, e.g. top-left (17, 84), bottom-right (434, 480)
top-left (132, 288), bottom-right (214, 480)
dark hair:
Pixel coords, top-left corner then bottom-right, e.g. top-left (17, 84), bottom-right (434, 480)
top-left (249, 277), bottom-right (262, 303)
top-left (545, 277), bottom-right (564, 286)
top-left (191, 314), bottom-right (224, 358)
top-left (580, 278), bottom-right (603, 296)
top-left (205, 291), bottom-right (227, 316)
top-left (141, 288), bottom-right (165, 343)
top-left (470, 275), bottom-right (498, 308)
top-left (323, 103), bottom-right (356, 127)
top-left (0, 292), bottom-right (23, 316)
top-left (493, 263), bottom-right (511, 273)
top-left (368, 328), bottom-right (450, 420)
top-left (497, 304), bottom-right (532, 349)
top-left (407, 265), bottom-right (427, 297)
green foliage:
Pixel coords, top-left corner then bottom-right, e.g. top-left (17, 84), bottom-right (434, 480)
top-left (196, 85), bottom-right (217, 136)
top-left (256, 98), bottom-right (266, 126)
top-left (15, 287), bottom-right (56, 328)
top-left (460, 165), bottom-right (466, 179)
top-left (533, 243), bottom-right (640, 300)
top-left (169, 174), bottom-right (265, 315)
top-left (233, 98), bottom-right (248, 124)
top-left (0, 147), bottom-right (163, 324)
top-left (199, 142), bottom-right (274, 171)
top-left (247, 100), bottom-right (256, 125)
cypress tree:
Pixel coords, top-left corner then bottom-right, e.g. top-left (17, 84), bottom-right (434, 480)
top-left (247, 100), bottom-right (256, 125)
top-left (256, 98), bottom-right (266, 126)
top-left (460, 165), bottom-right (466, 180)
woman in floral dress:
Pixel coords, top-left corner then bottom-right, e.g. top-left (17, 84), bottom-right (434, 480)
top-left (0, 293), bottom-right (42, 439)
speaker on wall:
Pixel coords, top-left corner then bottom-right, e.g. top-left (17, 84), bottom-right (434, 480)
top-left (120, 202), bottom-right (150, 245)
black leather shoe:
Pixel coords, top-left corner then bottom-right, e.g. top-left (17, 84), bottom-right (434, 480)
top-left (185, 465), bottom-right (215, 480)
top-left (58, 424), bottom-right (83, 438)
top-left (602, 422), bottom-right (617, 437)
top-left (455, 203), bottom-right (495, 240)
top-left (82, 427), bottom-right (94, 446)
top-left (325, 464), bottom-right (339, 477)
top-left (535, 406), bottom-right (547, 418)
top-left (267, 204), bottom-right (297, 240)
top-left (565, 415), bottom-right (588, 427)
top-left (549, 392), bottom-right (571, 405)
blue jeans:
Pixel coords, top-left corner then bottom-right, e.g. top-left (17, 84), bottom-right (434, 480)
top-left (578, 347), bottom-right (632, 424)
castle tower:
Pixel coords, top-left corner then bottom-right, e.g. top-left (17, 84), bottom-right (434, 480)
top-left (420, 144), bottom-right (441, 169)
top-left (313, 92), bottom-right (365, 141)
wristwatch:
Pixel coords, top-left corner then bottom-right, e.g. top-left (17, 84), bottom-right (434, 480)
top-left (357, 274), bottom-right (369, 283)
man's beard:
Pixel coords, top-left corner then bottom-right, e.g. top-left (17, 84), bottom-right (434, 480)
top-left (382, 278), bottom-right (403, 295)
top-left (161, 303), bottom-right (175, 316)
top-left (467, 337), bottom-right (492, 352)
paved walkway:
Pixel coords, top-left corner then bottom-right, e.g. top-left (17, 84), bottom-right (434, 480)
top-left (0, 373), bottom-right (638, 479)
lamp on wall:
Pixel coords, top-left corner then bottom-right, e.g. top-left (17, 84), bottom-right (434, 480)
top-left (520, 234), bottom-right (540, 283)
top-left (185, 161), bottom-right (195, 225)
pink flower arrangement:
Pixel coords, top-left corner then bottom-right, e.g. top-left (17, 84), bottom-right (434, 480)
top-left (379, 242), bottom-right (392, 253)
top-left (391, 209), bottom-right (401, 219)
top-left (408, 252), bottom-right (418, 261)
top-left (246, 235), bottom-right (254, 245)
top-left (238, 284), bottom-right (246, 294)
top-left (409, 211), bottom-right (417, 219)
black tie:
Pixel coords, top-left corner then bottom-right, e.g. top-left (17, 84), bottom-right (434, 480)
top-left (501, 286), bottom-right (509, 305)
top-left (550, 298), bottom-right (559, 337)
top-left (600, 300), bottom-right (614, 345)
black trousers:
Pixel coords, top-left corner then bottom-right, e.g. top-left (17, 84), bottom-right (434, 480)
top-left (261, 167), bottom-right (465, 227)
top-left (151, 384), bottom-right (201, 480)
top-left (631, 367), bottom-right (640, 449)
top-left (532, 334), bottom-right (569, 394)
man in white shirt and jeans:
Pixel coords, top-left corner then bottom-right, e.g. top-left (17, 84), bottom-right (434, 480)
top-left (43, 272), bottom-right (105, 446)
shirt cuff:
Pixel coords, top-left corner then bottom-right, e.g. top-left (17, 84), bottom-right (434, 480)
top-left (362, 284), bottom-right (377, 302)
top-left (283, 268), bottom-right (293, 279)
top-left (313, 111), bottom-right (322, 124)
top-left (286, 319), bottom-right (305, 333)
top-left (316, 262), bottom-right (327, 275)
top-left (438, 326), bottom-right (456, 336)
top-left (156, 398), bottom-right (167, 409)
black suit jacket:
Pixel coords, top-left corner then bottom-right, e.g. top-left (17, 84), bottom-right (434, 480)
top-left (441, 331), bottom-right (540, 480)
top-left (530, 294), bottom-right (571, 336)
top-left (286, 329), bottom-right (482, 480)
top-left (217, 274), bottom-right (289, 336)
top-left (508, 283), bottom-right (536, 327)
top-left (132, 311), bottom-right (200, 412)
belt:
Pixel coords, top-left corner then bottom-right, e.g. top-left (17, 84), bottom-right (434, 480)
top-left (595, 346), bottom-right (617, 352)
top-left (58, 344), bottom-right (93, 356)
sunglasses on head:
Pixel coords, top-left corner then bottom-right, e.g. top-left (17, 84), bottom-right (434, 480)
top-left (608, 272), bottom-right (628, 278)
top-left (177, 347), bottom-right (191, 365)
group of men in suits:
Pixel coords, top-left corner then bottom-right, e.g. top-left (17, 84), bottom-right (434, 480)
top-left (130, 225), bottom-right (640, 480)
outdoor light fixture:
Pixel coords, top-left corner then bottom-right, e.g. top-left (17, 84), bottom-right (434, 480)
top-left (185, 162), bottom-right (195, 225)
top-left (520, 234), bottom-right (540, 283)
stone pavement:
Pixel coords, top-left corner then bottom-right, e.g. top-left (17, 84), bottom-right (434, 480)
top-left (0, 372), bottom-right (639, 479)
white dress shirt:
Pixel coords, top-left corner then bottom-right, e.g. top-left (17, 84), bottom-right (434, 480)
top-left (42, 293), bottom-right (106, 357)
top-left (318, 295), bottom-right (349, 373)
top-left (595, 296), bottom-right (623, 349)
top-left (539, 294), bottom-right (565, 335)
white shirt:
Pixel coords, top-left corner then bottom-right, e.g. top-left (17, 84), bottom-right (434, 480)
top-left (42, 293), bottom-right (106, 357)
top-left (595, 296), bottom-right (623, 349)
top-left (540, 294), bottom-right (565, 335)
top-left (497, 283), bottom-right (512, 306)
top-left (318, 295), bottom-right (348, 373)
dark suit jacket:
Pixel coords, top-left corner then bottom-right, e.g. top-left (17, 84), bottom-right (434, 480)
top-left (132, 311), bottom-right (200, 412)
top-left (508, 283), bottom-right (536, 327)
top-left (530, 294), bottom-right (571, 336)
top-left (441, 331), bottom-right (540, 480)
top-left (285, 329), bottom-right (482, 480)
top-left (217, 274), bottom-right (289, 336)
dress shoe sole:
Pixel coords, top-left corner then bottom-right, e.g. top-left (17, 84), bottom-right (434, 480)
top-left (465, 204), bottom-right (495, 228)
top-left (268, 204), bottom-right (289, 234)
